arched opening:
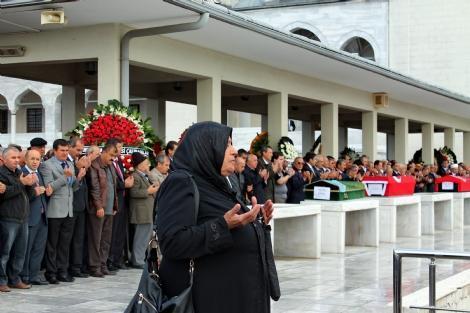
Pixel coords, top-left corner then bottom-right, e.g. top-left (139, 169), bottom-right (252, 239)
top-left (0, 94), bottom-right (8, 133)
top-left (291, 28), bottom-right (321, 42)
top-left (341, 36), bottom-right (375, 61)
top-left (16, 89), bottom-right (45, 133)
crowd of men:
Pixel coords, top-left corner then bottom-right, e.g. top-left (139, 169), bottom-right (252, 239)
top-left (1, 135), bottom-right (468, 293)
top-left (229, 146), bottom-right (470, 205)
top-left (0, 137), bottom-right (177, 292)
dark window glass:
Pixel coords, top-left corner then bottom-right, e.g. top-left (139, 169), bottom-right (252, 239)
top-left (26, 108), bottom-right (42, 133)
top-left (291, 28), bottom-right (320, 42)
top-left (341, 37), bottom-right (375, 61)
top-left (0, 109), bottom-right (7, 133)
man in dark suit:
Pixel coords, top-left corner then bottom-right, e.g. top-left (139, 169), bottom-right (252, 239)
top-left (257, 146), bottom-right (275, 202)
top-left (243, 154), bottom-right (266, 203)
top-left (108, 138), bottom-right (134, 271)
top-left (228, 155), bottom-right (247, 204)
top-left (287, 157), bottom-right (309, 204)
top-left (165, 141), bottom-right (178, 172)
top-left (68, 138), bottom-right (91, 278)
top-left (20, 150), bottom-right (51, 285)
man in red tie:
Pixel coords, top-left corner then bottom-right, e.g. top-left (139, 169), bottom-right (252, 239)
top-left (106, 138), bottom-right (134, 271)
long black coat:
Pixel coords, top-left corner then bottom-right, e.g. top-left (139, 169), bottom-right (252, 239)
top-left (156, 122), bottom-right (273, 313)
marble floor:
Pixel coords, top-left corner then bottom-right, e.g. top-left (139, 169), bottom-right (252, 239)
top-left (2, 229), bottom-right (470, 313)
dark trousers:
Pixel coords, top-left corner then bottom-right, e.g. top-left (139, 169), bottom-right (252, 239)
top-left (0, 220), bottom-right (28, 285)
top-left (45, 216), bottom-right (75, 278)
top-left (108, 201), bottom-right (128, 266)
top-left (21, 219), bottom-right (48, 282)
top-left (69, 210), bottom-right (86, 274)
top-left (87, 214), bottom-right (113, 272)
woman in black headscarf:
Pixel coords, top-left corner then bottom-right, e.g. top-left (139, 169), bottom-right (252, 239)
top-left (156, 122), bottom-right (279, 313)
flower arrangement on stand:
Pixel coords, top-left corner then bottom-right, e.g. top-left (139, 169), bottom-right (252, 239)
top-left (278, 136), bottom-right (297, 160)
top-left (340, 147), bottom-right (360, 162)
top-left (412, 146), bottom-right (458, 165)
top-left (250, 131), bottom-right (269, 156)
top-left (69, 99), bottom-right (163, 172)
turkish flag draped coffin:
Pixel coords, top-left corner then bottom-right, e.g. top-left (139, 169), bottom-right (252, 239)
top-left (362, 176), bottom-right (416, 197)
top-left (435, 176), bottom-right (470, 192)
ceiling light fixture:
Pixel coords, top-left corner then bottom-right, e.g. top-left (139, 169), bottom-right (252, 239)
top-left (0, 45), bottom-right (26, 57)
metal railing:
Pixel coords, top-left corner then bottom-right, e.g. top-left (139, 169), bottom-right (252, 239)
top-left (393, 249), bottom-right (470, 313)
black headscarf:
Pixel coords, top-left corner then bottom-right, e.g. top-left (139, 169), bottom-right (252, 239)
top-left (173, 122), bottom-right (233, 195)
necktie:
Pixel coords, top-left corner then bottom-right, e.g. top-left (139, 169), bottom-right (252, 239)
top-left (61, 161), bottom-right (72, 185)
top-left (114, 161), bottom-right (123, 180)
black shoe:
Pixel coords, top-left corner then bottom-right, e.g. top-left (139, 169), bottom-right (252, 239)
top-left (101, 267), bottom-right (117, 276)
top-left (115, 263), bottom-right (130, 270)
top-left (57, 274), bottom-right (75, 283)
top-left (89, 271), bottom-right (104, 278)
top-left (129, 263), bottom-right (144, 270)
top-left (47, 277), bottom-right (60, 284)
top-left (70, 271), bottom-right (89, 278)
top-left (31, 279), bottom-right (49, 286)
top-left (107, 264), bottom-right (120, 272)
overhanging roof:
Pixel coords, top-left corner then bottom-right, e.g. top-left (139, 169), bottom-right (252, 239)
top-left (1, 0), bottom-right (470, 119)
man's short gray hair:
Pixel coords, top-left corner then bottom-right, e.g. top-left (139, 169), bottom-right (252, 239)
top-left (3, 146), bottom-right (19, 158)
top-left (156, 154), bottom-right (169, 165)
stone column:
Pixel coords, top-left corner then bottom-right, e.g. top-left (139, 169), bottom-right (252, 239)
top-left (321, 103), bottom-right (338, 157)
top-left (422, 123), bottom-right (435, 164)
top-left (44, 102), bottom-right (58, 144)
top-left (98, 56), bottom-right (120, 106)
top-left (444, 127), bottom-right (455, 150)
top-left (10, 109), bottom-right (16, 144)
top-left (61, 86), bottom-right (85, 132)
top-left (394, 118), bottom-right (409, 163)
top-left (197, 77), bottom-right (221, 123)
top-left (464, 132), bottom-right (470, 164)
top-left (362, 111), bottom-right (377, 160)
top-left (267, 92), bottom-right (288, 148)
top-left (302, 120), bottom-right (315, 155)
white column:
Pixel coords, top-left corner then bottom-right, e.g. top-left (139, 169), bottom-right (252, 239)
top-left (422, 123), bottom-right (435, 164)
top-left (395, 118), bottom-right (409, 163)
top-left (464, 132), bottom-right (470, 164)
top-left (98, 57), bottom-right (120, 106)
top-left (267, 92), bottom-right (288, 147)
top-left (44, 102), bottom-right (57, 144)
top-left (444, 127), bottom-right (455, 150)
top-left (321, 103), bottom-right (338, 157)
top-left (61, 86), bottom-right (85, 133)
top-left (157, 100), bottom-right (166, 139)
top-left (362, 111), bottom-right (377, 160)
top-left (10, 109), bottom-right (16, 144)
top-left (338, 126), bottom-right (348, 152)
top-left (197, 77), bottom-right (221, 123)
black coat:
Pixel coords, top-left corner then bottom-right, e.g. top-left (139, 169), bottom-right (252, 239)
top-left (0, 165), bottom-right (34, 223)
top-left (243, 167), bottom-right (266, 203)
top-left (156, 122), bottom-right (274, 313)
top-left (286, 171), bottom-right (306, 204)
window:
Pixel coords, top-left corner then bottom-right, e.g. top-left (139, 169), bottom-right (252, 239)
top-left (291, 28), bottom-right (320, 42)
top-left (341, 36), bottom-right (375, 61)
top-left (0, 109), bottom-right (7, 133)
top-left (26, 108), bottom-right (42, 133)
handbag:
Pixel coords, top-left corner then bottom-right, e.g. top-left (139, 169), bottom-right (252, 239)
top-left (124, 171), bottom-right (199, 313)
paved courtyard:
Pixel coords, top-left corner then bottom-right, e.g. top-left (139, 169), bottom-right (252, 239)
top-left (2, 228), bottom-right (470, 313)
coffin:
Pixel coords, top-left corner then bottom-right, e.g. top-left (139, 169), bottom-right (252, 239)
top-left (434, 176), bottom-right (470, 192)
top-left (362, 176), bottom-right (416, 197)
top-left (304, 180), bottom-right (365, 201)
